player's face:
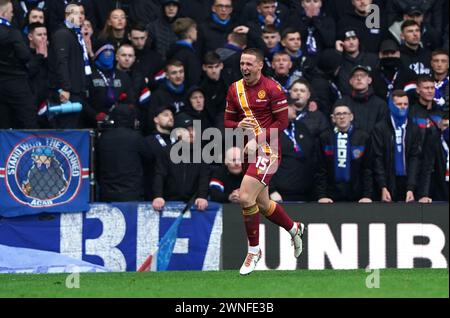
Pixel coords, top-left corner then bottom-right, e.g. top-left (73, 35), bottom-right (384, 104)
top-left (116, 47), bottom-right (135, 70)
top-left (189, 91), bottom-right (205, 111)
top-left (416, 81), bottom-right (435, 102)
top-left (167, 65), bottom-right (185, 86)
top-left (431, 54), bottom-right (449, 75)
top-left (240, 53), bottom-right (263, 85)
top-left (203, 63), bottom-right (223, 81)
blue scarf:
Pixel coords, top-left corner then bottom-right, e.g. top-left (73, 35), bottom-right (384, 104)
top-left (65, 20), bottom-right (92, 76)
top-left (288, 49), bottom-right (303, 60)
top-left (176, 40), bottom-right (194, 51)
top-left (225, 43), bottom-right (242, 52)
top-left (334, 126), bottom-right (353, 183)
top-left (165, 80), bottom-right (185, 95)
top-left (0, 17), bottom-right (11, 27)
top-left (211, 13), bottom-right (231, 26)
top-left (388, 97), bottom-right (408, 176)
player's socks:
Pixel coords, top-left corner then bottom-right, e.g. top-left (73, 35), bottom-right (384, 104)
top-left (265, 201), bottom-right (294, 232)
top-left (248, 245), bottom-right (260, 254)
top-left (243, 204), bottom-right (260, 247)
top-left (288, 223), bottom-right (299, 237)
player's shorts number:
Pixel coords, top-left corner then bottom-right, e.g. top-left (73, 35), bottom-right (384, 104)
top-left (256, 156), bottom-right (270, 172)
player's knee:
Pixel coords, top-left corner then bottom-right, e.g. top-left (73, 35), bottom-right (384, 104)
top-left (239, 192), bottom-right (255, 208)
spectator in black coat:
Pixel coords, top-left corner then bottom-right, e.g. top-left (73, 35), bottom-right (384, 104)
top-left (341, 65), bottom-right (387, 134)
top-left (47, 2), bottom-right (91, 128)
top-left (15, 5), bottom-right (45, 36)
top-left (84, 40), bottom-right (135, 128)
top-left (280, 27), bottom-right (315, 80)
top-left (12, 0), bottom-right (46, 33)
top-left (147, 0), bottom-right (180, 60)
top-left (240, 0), bottom-right (289, 31)
top-left (316, 103), bottom-right (373, 203)
top-left (47, 0), bottom-right (94, 35)
top-left (270, 51), bottom-right (303, 92)
top-left (209, 146), bottom-right (243, 203)
top-left (372, 39), bottom-right (418, 100)
top-left (215, 31), bottom-right (246, 83)
top-left (269, 98), bottom-right (318, 202)
top-left (152, 113), bottom-right (210, 211)
top-left (287, 0), bottom-right (336, 60)
top-left (334, 27), bottom-right (379, 96)
top-left (372, 90), bottom-right (421, 202)
top-left (180, 86), bottom-right (213, 133)
top-left (399, 20), bottom-right (432, 75)
top-left (431, 49), bottom-right (449, 111)
top-left (0, 0), bottom-right (38, 129)
top-left (336, 0), bottom-right (386, 53)
top-left (418, 113), bottom-right (449, 203)
top-left (97, 103), bottom-right (152, 202)
top-left (167, 17), bottom-right (202, 89)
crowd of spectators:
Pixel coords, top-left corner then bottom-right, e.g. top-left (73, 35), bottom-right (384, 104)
top-left (0, 0), bottom-right (448, 207)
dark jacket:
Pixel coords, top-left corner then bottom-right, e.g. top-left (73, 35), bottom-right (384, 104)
top-left (146, 13), bottom-right (179, 60)
top-left (28, 50), bottom-right (49, 105)
top-left (133, 46), bottom-right (164, 83)
top-left (209, 165), bottom-right (243, 203)
top-left (399, 44), bottom-right (432, 76)
top-left (270, 120), bottom-right (317, 201)
top-left (371, 116), bottom-right (422, 197)
top-left (0, 24), bottom-right (31, 79)
top-left (48, 25), bottom-right (87, 94)
top-left (341, 88), bottom-right (388, 134)
top-left (152, 143), bottom-right (210, 201)
top-left (197, 16), bottom-right (239, 57)
top-left (316, 127), bottom-right (373, 201)
top-left (128, 0), bottom-right (161, 26)
top-left (97, 127), bottom-right (153, 202)
top-left (372, 61), bottom-right (418, 100)
top-left (418, 131), bottom-right (449, 201)
top-left (166, 42), bottom-right (202, 89)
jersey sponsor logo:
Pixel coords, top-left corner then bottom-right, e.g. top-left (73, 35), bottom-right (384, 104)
top-left (4, 136), bottom-right (85, 208)
top-left (258, 90), bottom-right (266, 99)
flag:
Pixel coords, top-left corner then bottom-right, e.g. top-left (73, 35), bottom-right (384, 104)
top-left (139, 87), bottom-right (151, 104)
top-left (138, 211), bottom-right (184, 272)
top-left (154, 69), bottom-right (166, 82)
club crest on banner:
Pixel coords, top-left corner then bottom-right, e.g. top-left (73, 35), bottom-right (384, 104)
top-left (4, 136), bottom-right (84, 208)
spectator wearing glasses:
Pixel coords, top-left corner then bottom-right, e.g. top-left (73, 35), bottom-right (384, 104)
top-left (316, 103), bottom-right (373, 203)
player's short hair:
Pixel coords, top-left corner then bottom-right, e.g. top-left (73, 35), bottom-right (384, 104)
top-left (28, 22), bottom-right (46, 34)
top-left (241, 48), bottom-right (264, 62)
top-left (165, 59), bottom-right (184, 71)
top-left (401, 20), bottom-right (420, 32)
top-left (417, 75), bottom-right (434, 86)
top-left (203, 51), bottom-right (222, 65)
top-left (432, 49), bottom-right (449, 58)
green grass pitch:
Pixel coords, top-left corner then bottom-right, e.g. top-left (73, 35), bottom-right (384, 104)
top-left (0, 269), bottom-right (447, 298)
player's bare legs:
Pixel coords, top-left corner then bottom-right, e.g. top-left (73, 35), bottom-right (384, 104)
top-left (256, 187), bottom-right (305, 258)
top-left (238, 175), bottom-right (265, 275)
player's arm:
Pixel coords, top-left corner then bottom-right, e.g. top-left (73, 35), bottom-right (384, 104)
top-left (224, 86), bottom-right (240, 129)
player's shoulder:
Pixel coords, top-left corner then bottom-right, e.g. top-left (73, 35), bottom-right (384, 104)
top-left (262, 75), bottom-right (284, 93)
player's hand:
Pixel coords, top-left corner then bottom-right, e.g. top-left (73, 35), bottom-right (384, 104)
top-left (358, 197), bottom-right (373, 203)
top-left (238, 117), bottom-right (256, 130)
top-left (418, 197), bottom-right (432, 204)
top-left (405, 191), bottom-right (415, 203)
top-left (195, 198), bottom-right (208, 211)
top-left (152, 197), bottom-right (165, 211)
top-left (270, 191), bottom-right (283, 202)
top-left (244, 138), bottom-right (258, 156)
top-left (381, 188), bottom-right (392, 202)
top-left (318, 198), bottom-right (334, 203)
top-left (335, 40), bottom-right (344, 52)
